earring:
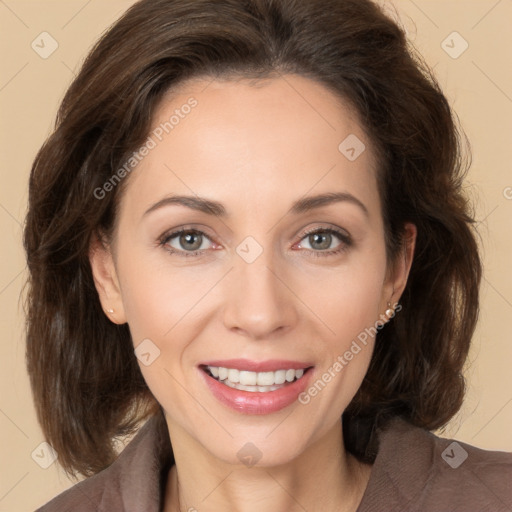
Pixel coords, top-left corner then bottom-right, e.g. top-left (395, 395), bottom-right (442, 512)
top-left (107, 308), bottom-right (114, 314)
top-left (385, 302), bottom-right (394, 317)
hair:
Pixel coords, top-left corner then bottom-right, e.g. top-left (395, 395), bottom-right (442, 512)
top-left (23, 0), bottom-right (481, 479)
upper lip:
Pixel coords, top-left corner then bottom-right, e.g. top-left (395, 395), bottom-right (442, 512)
top-left (200, 358), bottom-right (314, 372)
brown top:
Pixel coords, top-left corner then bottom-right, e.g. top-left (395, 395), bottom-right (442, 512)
top-left (36, 412), bottom-right (512, 512)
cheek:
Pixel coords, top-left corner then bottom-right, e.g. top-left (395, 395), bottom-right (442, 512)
top-left (296, 244), bottom-right (387, 403)
top-left (299, 249), bottom-right (388, 341)
top-left (115, 255), bottom-right (209, 411)
top-left (116, 245), bottom-right (211, 344)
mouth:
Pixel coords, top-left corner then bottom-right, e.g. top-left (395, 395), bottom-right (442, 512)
top-left (198, 359), bottom-right (315, 414)
top-left (201, 364), bottom-right (311, 393)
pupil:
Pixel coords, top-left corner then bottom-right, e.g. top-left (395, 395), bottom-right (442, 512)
top-left (181, 232), bottom-right (201, 250)
top-left (311, 233), bottom-right (331, 250)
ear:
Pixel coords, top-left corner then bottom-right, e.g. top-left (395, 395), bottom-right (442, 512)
top-left (88, 231), bottom-right (127, 324)
top-left (381, 222), bottom-right (417, 317)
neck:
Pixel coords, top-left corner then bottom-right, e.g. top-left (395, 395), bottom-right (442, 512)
top-left (163, 418), bottom-right (372, 512)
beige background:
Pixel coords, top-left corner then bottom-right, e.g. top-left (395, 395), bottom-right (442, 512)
top-left (1, 0), bottom-right (511, 510)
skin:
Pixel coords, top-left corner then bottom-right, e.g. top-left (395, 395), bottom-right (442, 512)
top-left (89, 74), bottom-right (416, 512)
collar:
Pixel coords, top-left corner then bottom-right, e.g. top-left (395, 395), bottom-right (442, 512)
top-left (111, 412), bottom-right (432, 511)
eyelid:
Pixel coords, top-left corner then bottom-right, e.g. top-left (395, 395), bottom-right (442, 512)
top-left (293, 226), bottom-right (352, 255)
top-left (158, 227), bottom-right (217, 255)
top-left (298, 224), bottom-right (351, 242)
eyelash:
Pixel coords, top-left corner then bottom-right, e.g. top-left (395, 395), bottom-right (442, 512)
top-left (158, 226), bottom-right (352, 258)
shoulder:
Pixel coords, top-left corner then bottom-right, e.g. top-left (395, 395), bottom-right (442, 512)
top-left (35, 455), bottom-right (126, 512)
top-left (35, 412), bottom-right (173, 512)
top-left (358, 416), bottom-right (512, 512)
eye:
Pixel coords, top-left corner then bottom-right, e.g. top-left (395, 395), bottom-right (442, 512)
top-left (158, 226), bottom-right (352, 258)
top-left (295, 227), bottom-right (352, 257)
top-left (159, 228), bottom-right (214, 257)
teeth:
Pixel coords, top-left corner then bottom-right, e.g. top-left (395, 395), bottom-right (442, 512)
top-left (223, 379), bottom-right (286, 393)
top-left (227, 368), bottom-right (240, 383)
top-left (206, 366), bottom-right (307, 389)
top-left (256, 371), bottom-right (274, 386)
top-left (239, 370), bottom-right (257, 386)
top-left (274, 370), bottom-right (286, 385)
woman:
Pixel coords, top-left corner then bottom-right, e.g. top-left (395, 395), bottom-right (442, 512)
top-left (24, 0), bottom-right (512, 511)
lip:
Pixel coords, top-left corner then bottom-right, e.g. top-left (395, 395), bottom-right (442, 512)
top-left (199, 363), bottom-right (315, 415)
top-left (200, 358), bottom-right (313, 372)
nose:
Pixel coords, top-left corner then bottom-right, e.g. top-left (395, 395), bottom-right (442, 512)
top-left (222, 250), bottom-right (299, 340)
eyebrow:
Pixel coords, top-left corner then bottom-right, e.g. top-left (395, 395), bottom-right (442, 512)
top-left (143, 191), bottom-right (369, 218)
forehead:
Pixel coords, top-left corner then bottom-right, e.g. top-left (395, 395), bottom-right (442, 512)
top-left (117, 74), bottom-right (381, 224)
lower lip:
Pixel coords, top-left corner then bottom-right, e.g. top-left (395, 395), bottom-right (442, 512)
top-left (199, 367), bottom-right (314, 415)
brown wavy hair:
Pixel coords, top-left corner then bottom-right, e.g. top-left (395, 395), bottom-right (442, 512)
top-left (23, 0), bottom-right (481, 479)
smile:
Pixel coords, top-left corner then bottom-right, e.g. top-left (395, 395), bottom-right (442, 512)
top-left (204, 365), bottom-right (306, 393)
top-left (199, 360), bottom-right (315, 414)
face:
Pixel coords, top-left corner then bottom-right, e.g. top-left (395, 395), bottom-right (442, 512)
top-left (91, 74), bottom-right (415, 467)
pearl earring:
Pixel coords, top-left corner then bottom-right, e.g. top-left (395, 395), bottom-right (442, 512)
top-left (107, 308), bottom-right (114, 314)
top-left (385, 302), bottom-right (394, 317)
